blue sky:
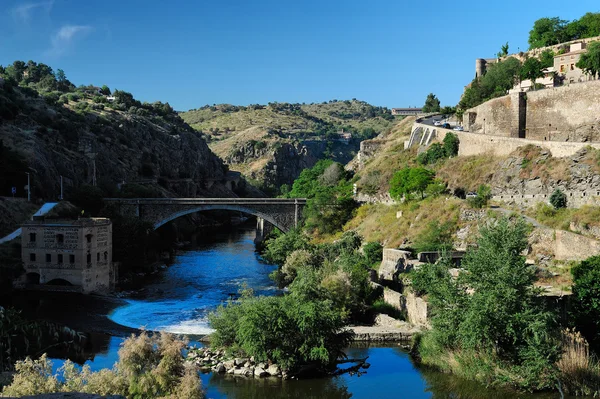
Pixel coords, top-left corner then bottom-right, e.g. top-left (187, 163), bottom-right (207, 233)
top-left (1, 1), bottom-right (598, 111)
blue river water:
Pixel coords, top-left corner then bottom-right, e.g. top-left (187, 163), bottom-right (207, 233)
top-left (48, 225), bottom-right (561, 399)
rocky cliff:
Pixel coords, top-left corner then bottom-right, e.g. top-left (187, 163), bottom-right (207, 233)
top-left (180, 100), bottom-right (397, 192)
top-left (0, 64), bottom-right (240, 201)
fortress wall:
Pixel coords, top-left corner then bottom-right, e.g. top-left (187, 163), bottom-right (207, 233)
top-left (416, 123), bottom-right (600, 158)
top-left (463, 94), bottom-right (515, 137)
top-left (525, 80), bottom-right (600, 141)
top-left (463, 80), bottom-right (600, 143)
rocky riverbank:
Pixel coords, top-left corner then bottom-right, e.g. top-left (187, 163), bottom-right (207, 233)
top-left (186, 347), bottom-right (285, 378)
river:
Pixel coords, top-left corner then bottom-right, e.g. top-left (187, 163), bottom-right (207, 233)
top-left (5, 223), bottom-right (563, 398)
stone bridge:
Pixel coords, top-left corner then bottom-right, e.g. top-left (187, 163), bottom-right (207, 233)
top-left (104, 198), bottom-right (307, 232)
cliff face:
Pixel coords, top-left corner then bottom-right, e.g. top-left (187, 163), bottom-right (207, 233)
top-left (220, 137), bottom-right (358, 190)
top-left (0, 82), bottom-right (234, 200)
top-left (180, 100), bottom-right (396, 192)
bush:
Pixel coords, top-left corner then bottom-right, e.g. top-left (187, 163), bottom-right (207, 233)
top-left (412, 220), bottom-right (455, 254)
top-left (209, 287), bottom-right (352, 372)
top-left (443, 133), bottom-right (459, 157)
top-left (550, 188), bottom-right (567, 209)
top-left (1, 332), bottom-right (203, 398)
top-left (467, 184), bottom-right (491, 208)
top-left (412, 217), bottom-right (560, 390)
top-left (363, 241), bottom-right (383, 265)
top-left (571, 255), bottom-right (600, 351)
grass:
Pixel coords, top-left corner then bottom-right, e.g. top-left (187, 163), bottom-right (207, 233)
top-left (528, 203), bottom-right (600, 238)
top-left (343, 196), bottom-right (463, 248)
top-left (558, 329), bottom-right (600, 396)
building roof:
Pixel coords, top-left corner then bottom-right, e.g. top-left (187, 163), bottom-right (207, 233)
top-left (24, 217), bottom-right (111, 227)
top-left (392, 108), bottom-right (422, 111)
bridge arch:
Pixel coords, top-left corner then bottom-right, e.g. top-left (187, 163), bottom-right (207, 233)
top-left (46, 278), bottom-right (74, 286)
top-left (154, 204), bottom-right (287, 232)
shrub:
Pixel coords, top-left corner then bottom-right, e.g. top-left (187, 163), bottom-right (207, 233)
top-left (550, 188), bottom-right (567, 209)
top-left (412, 220), bottom-right (454, 254)
top-left (467, 184), bottom-right (491, 208)
top-left (209, 288), bottom-right (352, 372)
top-left (363, 241), bottom-right (383, 265)
top-left (443, 133), bottom-right (460, 157)
top-left (571, 255), bottom-right (600, 351)
top-left (1, 332), bottom-right (203, 398)
top-left (412, 217), bottom-right (560, 390)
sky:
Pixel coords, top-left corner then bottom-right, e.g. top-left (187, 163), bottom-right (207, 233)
top-left (0, 0), bottom-right (599, 111)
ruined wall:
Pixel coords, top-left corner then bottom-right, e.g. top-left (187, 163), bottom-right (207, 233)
top-left (530, 228), bottom-right (600, 262)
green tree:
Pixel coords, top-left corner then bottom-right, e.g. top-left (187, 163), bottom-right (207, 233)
top-left (442, 133), bottom-right (459, 157)
top-left (528, 17), bottom-right (568, 49)
top-left (262, 229), bottom-right (310, 266)
top-left (577, 41), bottom-right (600, 79)
top-left (571, 255), bottom-right (600, 351)
top-left (54, 69), bottom-right (67, 83)
top-left (100, 85), bottom-right (111, 95)
top-left (422, 93), bottom-right (441, 113)
top-left (539, 49), bottom-right (556, 68)
top-left (459, 57), bottom-right (522, 110)
top-left (549, 188), bottom-right (567, 209)
top-left (389, 167), bottom-right (435, 200)
top-left (497, 42), bottom-right (509, 58)
top-left (209, 282), bottom-right (353, 372)
top-left (520, 57), bottom-right (544, 88)
top-left (413, 218), bottom-right (559, 390)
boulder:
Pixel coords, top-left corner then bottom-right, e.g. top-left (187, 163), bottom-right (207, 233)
top-left (234, 367), bottom-right (253, 377)
top-left (266, 364), bottom-right (281, 376)
top-left (223, 359), bottom-right (235, 369)
top-left (213, 362), bottom-right (226, 373)
top-left (254, 367), bottom-right (268, 377)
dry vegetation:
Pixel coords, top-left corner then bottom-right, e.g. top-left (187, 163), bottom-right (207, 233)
top-left (343, 197), bottom-right (463, 248)
top-left (436, 154), bottom-right (500, 192)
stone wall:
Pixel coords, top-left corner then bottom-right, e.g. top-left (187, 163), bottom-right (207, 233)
top-left (463, 80), bottom-right (600, 143)
top-left (530, 228), bottom-right (600, 261)
top-left (525, 81), bottom-right (600, 141)
top-left (411, 123), bottom-right (600, 158)
top-left (492, 190), bottom-right (600, 209)
top-left (378, 249), bottom-right (411, 283)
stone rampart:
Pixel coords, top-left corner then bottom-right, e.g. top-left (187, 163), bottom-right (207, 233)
top-left (492, 191), bottom-right (600, 209)
top-left (410, 123), bottom-right (600, 158)
top-left (463, 80), bottom-right (600, 142)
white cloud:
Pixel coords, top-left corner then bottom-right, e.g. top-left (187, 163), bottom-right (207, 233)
top-left (46, 24), bottom-right (92, 57)
top-left (12, 0), bottom-right (54, 22)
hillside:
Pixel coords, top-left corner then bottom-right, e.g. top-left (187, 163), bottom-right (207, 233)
top-left (0, 61), bottom-right (244, 202)
top-left (180, 100), bottom-right (398, 193)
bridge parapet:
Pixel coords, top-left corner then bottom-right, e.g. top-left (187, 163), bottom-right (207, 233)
top-left (104, 198), bottom-right (307, 232)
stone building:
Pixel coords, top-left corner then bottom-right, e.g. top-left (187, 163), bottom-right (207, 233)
top-left (21, 217), bottom-right (116, 294)
top-left (391, 108), bottom-right (422, 116)
top-left (554, 42), bottom-right (593, 84)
